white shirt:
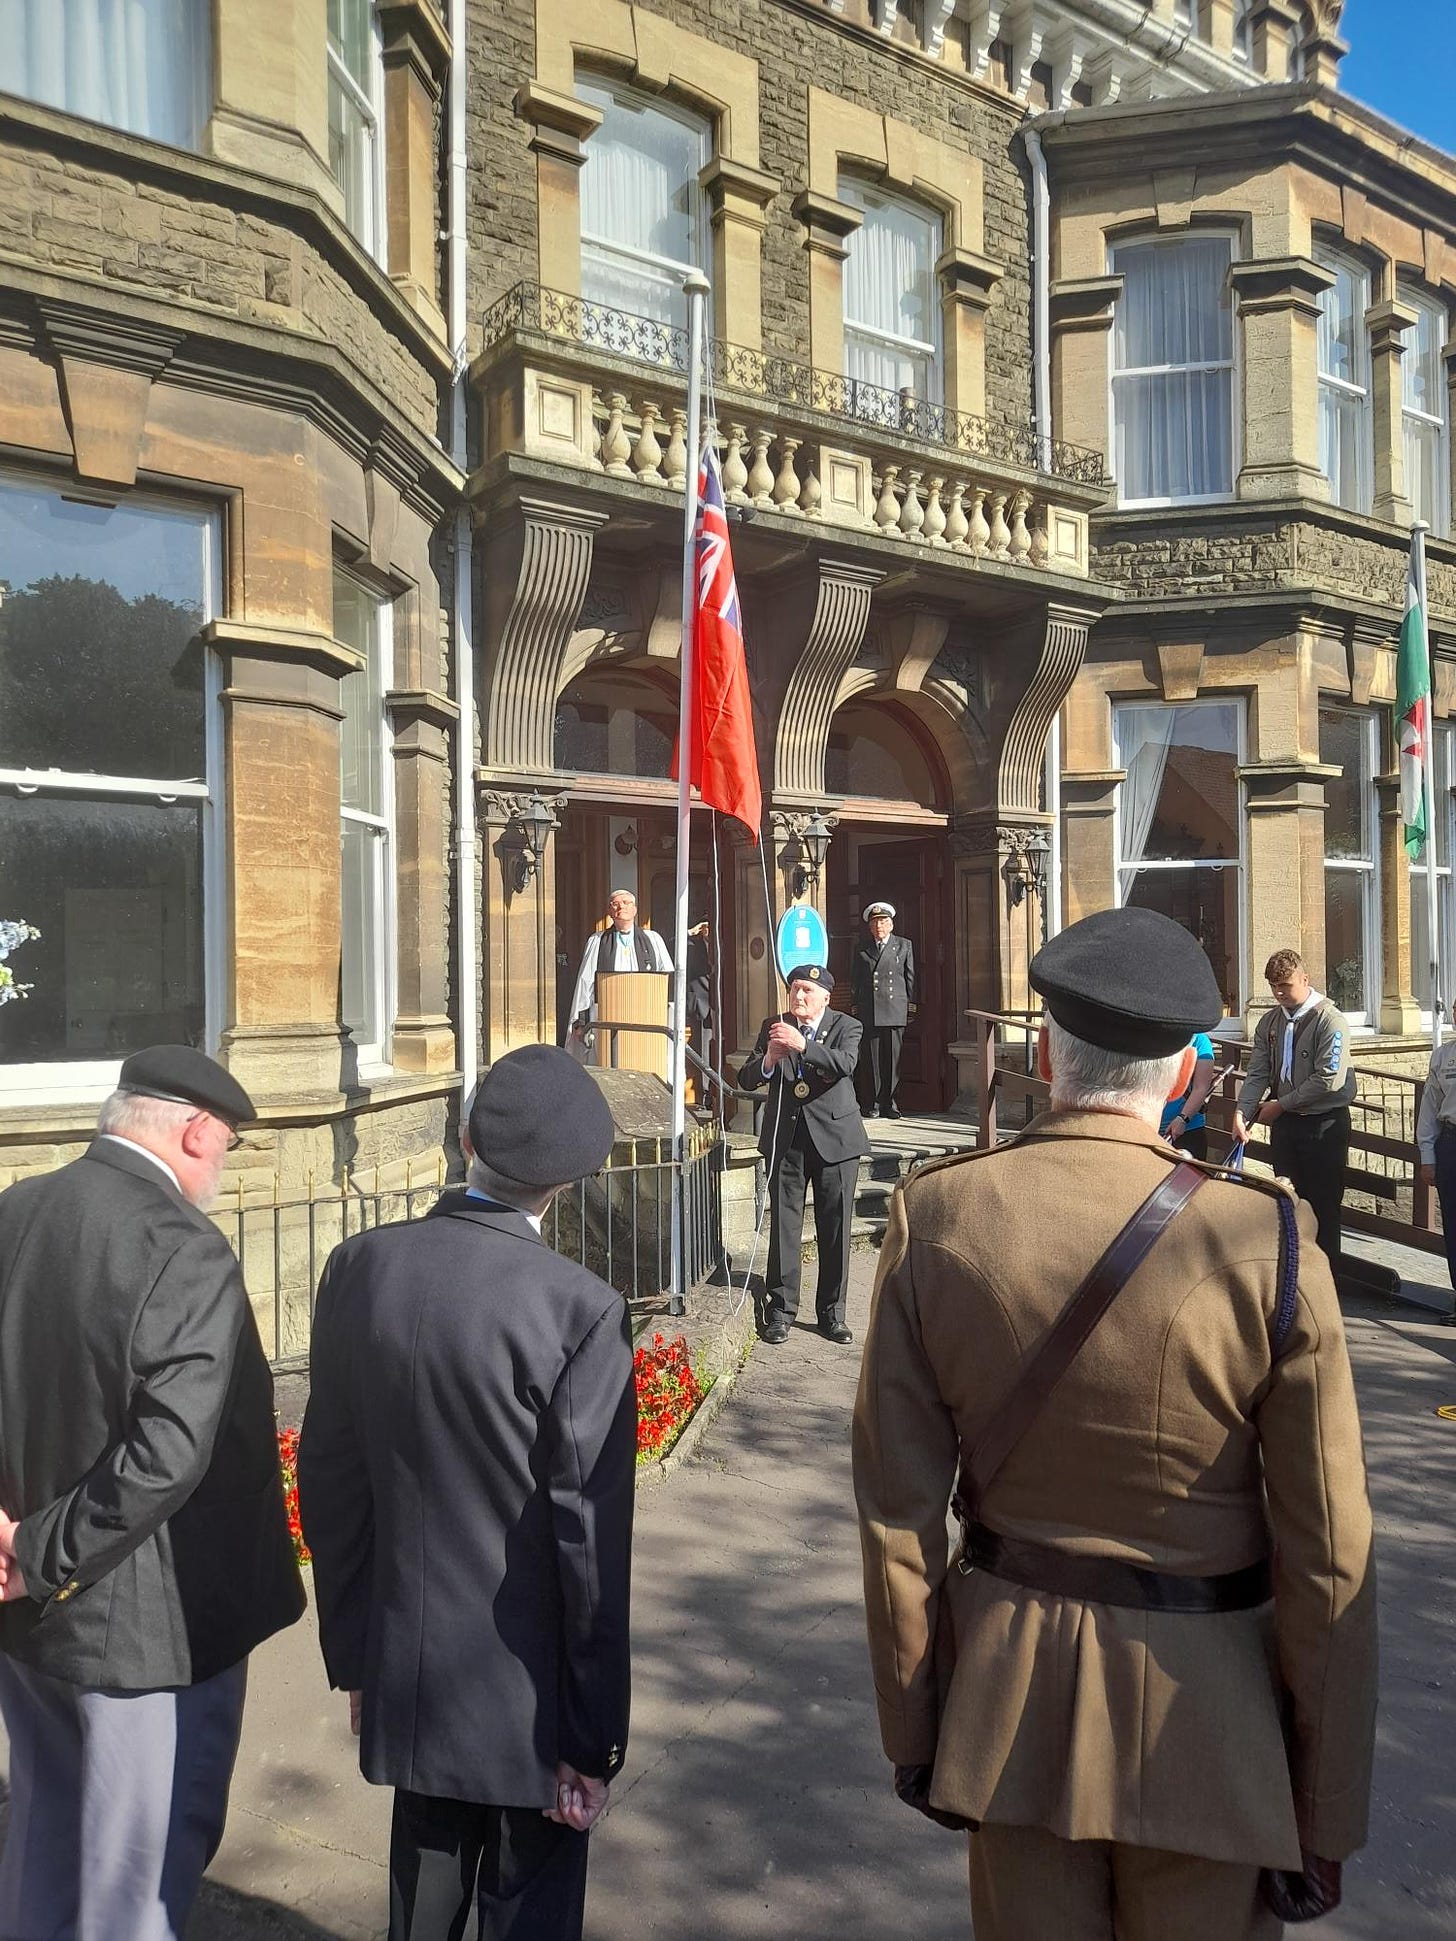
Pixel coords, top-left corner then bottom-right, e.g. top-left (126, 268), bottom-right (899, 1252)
top-left (1416, 1040), bottom-right (1456, 1162)
top-left (97, 1133), bottom-right (182, 1194)
top-left (568, 924), bottom-right (673, 1030)
top-left (465, 1187), bottom-right (543, 1235)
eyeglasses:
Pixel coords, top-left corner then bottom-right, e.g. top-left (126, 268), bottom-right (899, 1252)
top-left (186, 1110), bottom-right (242, 1152)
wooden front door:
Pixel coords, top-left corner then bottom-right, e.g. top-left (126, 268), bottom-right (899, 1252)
top-left (829, 830), bottom-right (950, 1114)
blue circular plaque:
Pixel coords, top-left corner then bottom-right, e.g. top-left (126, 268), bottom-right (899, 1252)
top-left (775, 903), bottom-right (829, 985)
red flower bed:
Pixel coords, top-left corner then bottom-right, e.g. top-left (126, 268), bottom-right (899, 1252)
top-left (278, 1426), bottom-right (310, 1566)
top-left (634, 1332), bottom-right (705, 1465)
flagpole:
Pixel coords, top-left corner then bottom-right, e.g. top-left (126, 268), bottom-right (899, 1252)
top-left (1415, 520), bottom-right (1443, 1052)
top-left (669, 269), bottom-right (711, 1317)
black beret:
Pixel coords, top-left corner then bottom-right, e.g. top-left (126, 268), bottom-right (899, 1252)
top-left (469, 1045), bottom-right (616, 1187)
top-left (1029, 908), bottom-right (1223, 1057)
top-left (785, 963), bottom-right (832, 990)
top-left (117, 1045), bottom-right (257, 1126)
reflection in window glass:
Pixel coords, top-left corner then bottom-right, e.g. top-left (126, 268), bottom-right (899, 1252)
top-left (327, 0), bottom-right (382, 254)
top-left (1315, 248), bottom-right (1371, 513)
top-left (578, 79), bottom-right (707, 327)
top-left (1115, 701), bottom-right (1242, 1018)
top-left (1111, 236), bottom-right (1234, 505)
top-left (1, 0), bottom-right (209, 149)
top-left (334, 565), bottom-right (393, 1060)
top-left (1319, 708), bottom-right (1376, 1020)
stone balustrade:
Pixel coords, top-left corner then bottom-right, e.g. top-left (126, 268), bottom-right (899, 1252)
top-left (474, 282), bottom-right (1106, 577)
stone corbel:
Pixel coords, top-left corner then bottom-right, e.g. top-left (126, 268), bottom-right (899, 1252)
top-left (1156, 640), bottom-right (1205, 702)
top-left (1251, 0), bottom-right (1302, 81)
top-left (925, 0), bottom-right (956, 56)
top-left (514, 82), bottom-right (603, 168)
top-left (479, 498), bottom-right (609, 774)
top-left (997, 604), bottom-right (1097, 818)
top-left (1048, 274), bottom-right (1124, 337)
top-left (773, 560), bottom-right (886, 799)
top-left (937, 246), bottom-right (1003, 316)
top-left (1299, 1), bottom-right (1348, 87)
top-left (36, 299), bottom-right (183, 488)
top-left (791, 189), bottom-right (863, 263)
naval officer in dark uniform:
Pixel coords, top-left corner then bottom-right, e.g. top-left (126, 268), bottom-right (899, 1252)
top-left (851, 900), bottom-right (917, 1118)
top-left (298, 1046), bottom-right (635, 1941)
top-left (739, 964), bottom-right (870, 1345)
top-left (0, 1046), bottom-right (304, 1940)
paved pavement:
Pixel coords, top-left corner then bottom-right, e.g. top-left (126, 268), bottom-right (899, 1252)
top-left (2, 1257), bottom-right (1454, 1938)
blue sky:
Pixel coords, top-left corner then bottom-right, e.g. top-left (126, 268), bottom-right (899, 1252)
top-left (1339, 0), bottom-right (1456, 151)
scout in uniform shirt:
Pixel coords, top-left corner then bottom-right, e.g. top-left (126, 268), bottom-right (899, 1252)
top-left (739, 964), bottom-right (870, 1346)
top-left (853, 907), bottom-right (1377, 1940)
top-left (850, 901), bottom-right (917, 1119)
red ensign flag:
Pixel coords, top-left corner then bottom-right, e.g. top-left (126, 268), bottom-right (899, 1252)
top-left (672, 444), bottom-right (762, 841)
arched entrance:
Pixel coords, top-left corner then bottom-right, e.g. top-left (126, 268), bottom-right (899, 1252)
top-left (823, 698), bottom-right (953, 1113)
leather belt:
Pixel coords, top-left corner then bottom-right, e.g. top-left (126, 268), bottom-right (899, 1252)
top-left (958, 1520), bottom-right (1272, 1614)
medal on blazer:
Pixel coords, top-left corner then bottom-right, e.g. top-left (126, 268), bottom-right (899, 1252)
top-left (793, 1079), bottom-right (810, 1099)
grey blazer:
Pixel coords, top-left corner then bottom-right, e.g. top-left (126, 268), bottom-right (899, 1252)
top-left (0, 1140), bottom-right (304, 1688)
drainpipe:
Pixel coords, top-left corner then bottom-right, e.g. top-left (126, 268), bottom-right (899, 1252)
top-left (1024, 123), bottom-right (1064, 939)
top-left (447, 0), bottom-right (479, 1112)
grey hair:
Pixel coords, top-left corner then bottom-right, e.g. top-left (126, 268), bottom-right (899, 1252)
top-left (465, 1155), bottom-right (556, 1217)
top-left (1045, 1018), bottom-right (1185, 1122)
top-left (96, 1090), bottom-right (197, 1142)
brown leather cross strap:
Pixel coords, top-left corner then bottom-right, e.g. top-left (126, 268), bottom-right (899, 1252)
top-left (953, 1162), bottom-right (1209, 1524)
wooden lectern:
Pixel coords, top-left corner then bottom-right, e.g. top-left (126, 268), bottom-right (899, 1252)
top-left (594, 971), bottom-right (670, 1080)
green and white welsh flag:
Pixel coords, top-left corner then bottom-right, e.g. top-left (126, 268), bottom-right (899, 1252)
top-left (1397, 533), bottom-right (1431, 860)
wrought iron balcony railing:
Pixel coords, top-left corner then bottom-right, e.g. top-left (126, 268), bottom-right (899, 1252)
top-left (480, 281), bottom-right (1107, 488)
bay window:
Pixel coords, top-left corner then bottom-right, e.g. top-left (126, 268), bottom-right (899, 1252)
top-left (1402, 289), bottom-right (1450, 537)
top-left (0, 0), bottom-right (209, 149)
top-left (1315, 246), bottom-right (1372, 513)
top-left (328, 0), bottom-right (385, 256)
top-left (578, 78), bottom-right (708, 328)
top-left (335, 565), bottom-right (395, 1067)
top-left (1319, 707), bottom-right (1379, 1023)
top-left (1110, 234), bottom-right (1235, 507)
top-left (0, 477), bottom-right (220, 1092)
top-left (1114, 700), bottom-right (1243, 1020)
top-left (840, 179), bottom-right (943, 406)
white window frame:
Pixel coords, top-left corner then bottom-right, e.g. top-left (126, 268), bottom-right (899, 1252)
top-left (1314, 243), bottom-right (1373, 514)
top-left (840, 177), bottom-right (944, 408)
top-left (327, 0), bottom-right (387, 261)
top-left (1108, 231), bottom-right (1238, 511)
top-left (1112, 696), bottom-right (1247, 1029)
top-left (577, 78), bottom-right (709, 323)
top-left (0, 480), bottom-right (224, 1103)
top-left (1411, 720), bottom-right (1455, 1029)
top-left (1319, 706), bottom-right (1381, 1029)
top-left (1401, 285), bottom-right (1450, 540)
top-left (336, 569), bottom-right (396, 1072)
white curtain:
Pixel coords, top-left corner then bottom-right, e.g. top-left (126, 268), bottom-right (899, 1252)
top-left (578, 80), bottom-right (705, 325)
top-left (0, 0), bottom-right (205, 149)
top-left (1118, 709), bottom-right (1178, 885)
top-left (1112, 237), bottom-right (1233, 502)
top-left (841, 181), bottom-right (941, 402)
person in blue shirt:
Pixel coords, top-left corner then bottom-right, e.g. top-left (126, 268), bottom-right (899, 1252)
top-left (1161, 1031), bottom-right (1219, 1160)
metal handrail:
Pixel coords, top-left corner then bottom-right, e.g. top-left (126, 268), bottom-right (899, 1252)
top-left (480, 280), bottom-right (1109, 486)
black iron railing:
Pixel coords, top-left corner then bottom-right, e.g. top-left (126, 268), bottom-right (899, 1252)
top-left (480, 280), bottom-right (1108, 486)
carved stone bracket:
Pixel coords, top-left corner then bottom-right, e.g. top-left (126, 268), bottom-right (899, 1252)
top-left (774, 560), bottom-right (885, 798)
top-left (36, 297), bottom-right (184, 489)
top-left (770, 808), bottom-right (840, 846)
top-left (480, 787), bottom-right (568, 828)
top-left (480, 498), bottom-right (608, 774)
top-left (997, 603), bottom-right (1096, 817)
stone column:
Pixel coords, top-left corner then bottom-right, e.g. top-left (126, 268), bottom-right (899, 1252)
top-left (204, 620), bottom-right (358, 1103)
top-left (937, 247), bottom-right (1004, 422)
top-left (1049, 276), bottom-right (1123, 465)
top-left (1368, 297), bottom-right (1418, 527)
top-left (1250, 0), bottom-right (1301, 80)
top-left (480, 789), bottom-right (565, 1062)
top-left (514, 84), bottom-right (603, 297)
top-left (792, 190), bottom-right (862, 376)
top-left (1377, 772), bottom-right (1424, 1033)
top-left (1301, 17), bottom-right (1350, 87)
top-left (1060, 770), bottom-right (1123, 926)
top-left (1229, 258), bottom-right (1336, 503)
top-left (950, 816), bottom-right (1051, 1023)
top-left (388, 687), bottom-right (459, 1074)
top-left (1200, 0), bottom-right (1235, 58)
top-left (1241, 762), bottom-right (1334, 1033)
top-left (379, 1), bottom-right (451, 338)
top-left (702, 159), bottom-right (779, 354)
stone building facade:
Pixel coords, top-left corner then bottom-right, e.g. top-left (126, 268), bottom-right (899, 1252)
top-left (1036, 34), bottom-right (1456, 1044)
top-left (0, 1), bottom-right (462, 1318)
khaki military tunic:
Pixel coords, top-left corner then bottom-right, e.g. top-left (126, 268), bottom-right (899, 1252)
top-left (852, 1109), bottom-right (1377, 1871)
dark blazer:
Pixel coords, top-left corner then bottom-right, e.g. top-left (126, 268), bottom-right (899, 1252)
top-left (0, 1140), bottom-right (304, 1689)
top-left (738, 1009), bottom-right (871, 1166)
top-left (851, 933), bottom-right (917, 1027)
top-left (298, 1192), bottom-right (637, 1809)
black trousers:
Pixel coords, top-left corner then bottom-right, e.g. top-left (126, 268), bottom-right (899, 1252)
top-left (858, 1025), bottom-right (905, 1111)
top-left (1434, 1126), bottom-right (1456, 1293)
top-left (389, 1789), bottom-right (589, 1941)
top-left (1270, 1106), bottom-right (1350, 1268)
top-left (764, 1122), bottom-right (859, 1330)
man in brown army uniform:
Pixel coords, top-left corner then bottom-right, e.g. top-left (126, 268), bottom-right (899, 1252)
top-left (853, 906), bottom-right (1377, 1939)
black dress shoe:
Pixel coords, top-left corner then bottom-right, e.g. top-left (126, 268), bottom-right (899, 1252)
top-left (864, 1106), bottom-right (880, 1118)
top-left (819, 1323), bottom-right (853, 1345)
top-left (886, 1106), bottom-right (903, 1120)
top-left (761, 1321), bottom-right (790, 1345)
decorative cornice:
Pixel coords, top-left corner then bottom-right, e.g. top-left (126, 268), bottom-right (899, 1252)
top-left (378, 1), bottom-right (452, 88)
top-left (791, 189), bottom-right (864, 258)
top-left (35, 297), bottom-right (183, 375)
top-left (387, 687), bottom-right (460, 729)
top-left (514, 82), bottom-right (603, 166)
top-left (1228, 256), bottom-right (1337, 316)
top-left (200, 619), bottom-right (365, 680)
top-left (701, 157), bottom-right (780, 214)
top-left (1049, 274), bottom-right (1124, 333)
top-left (936, 246), bottom-right (1004, 310)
